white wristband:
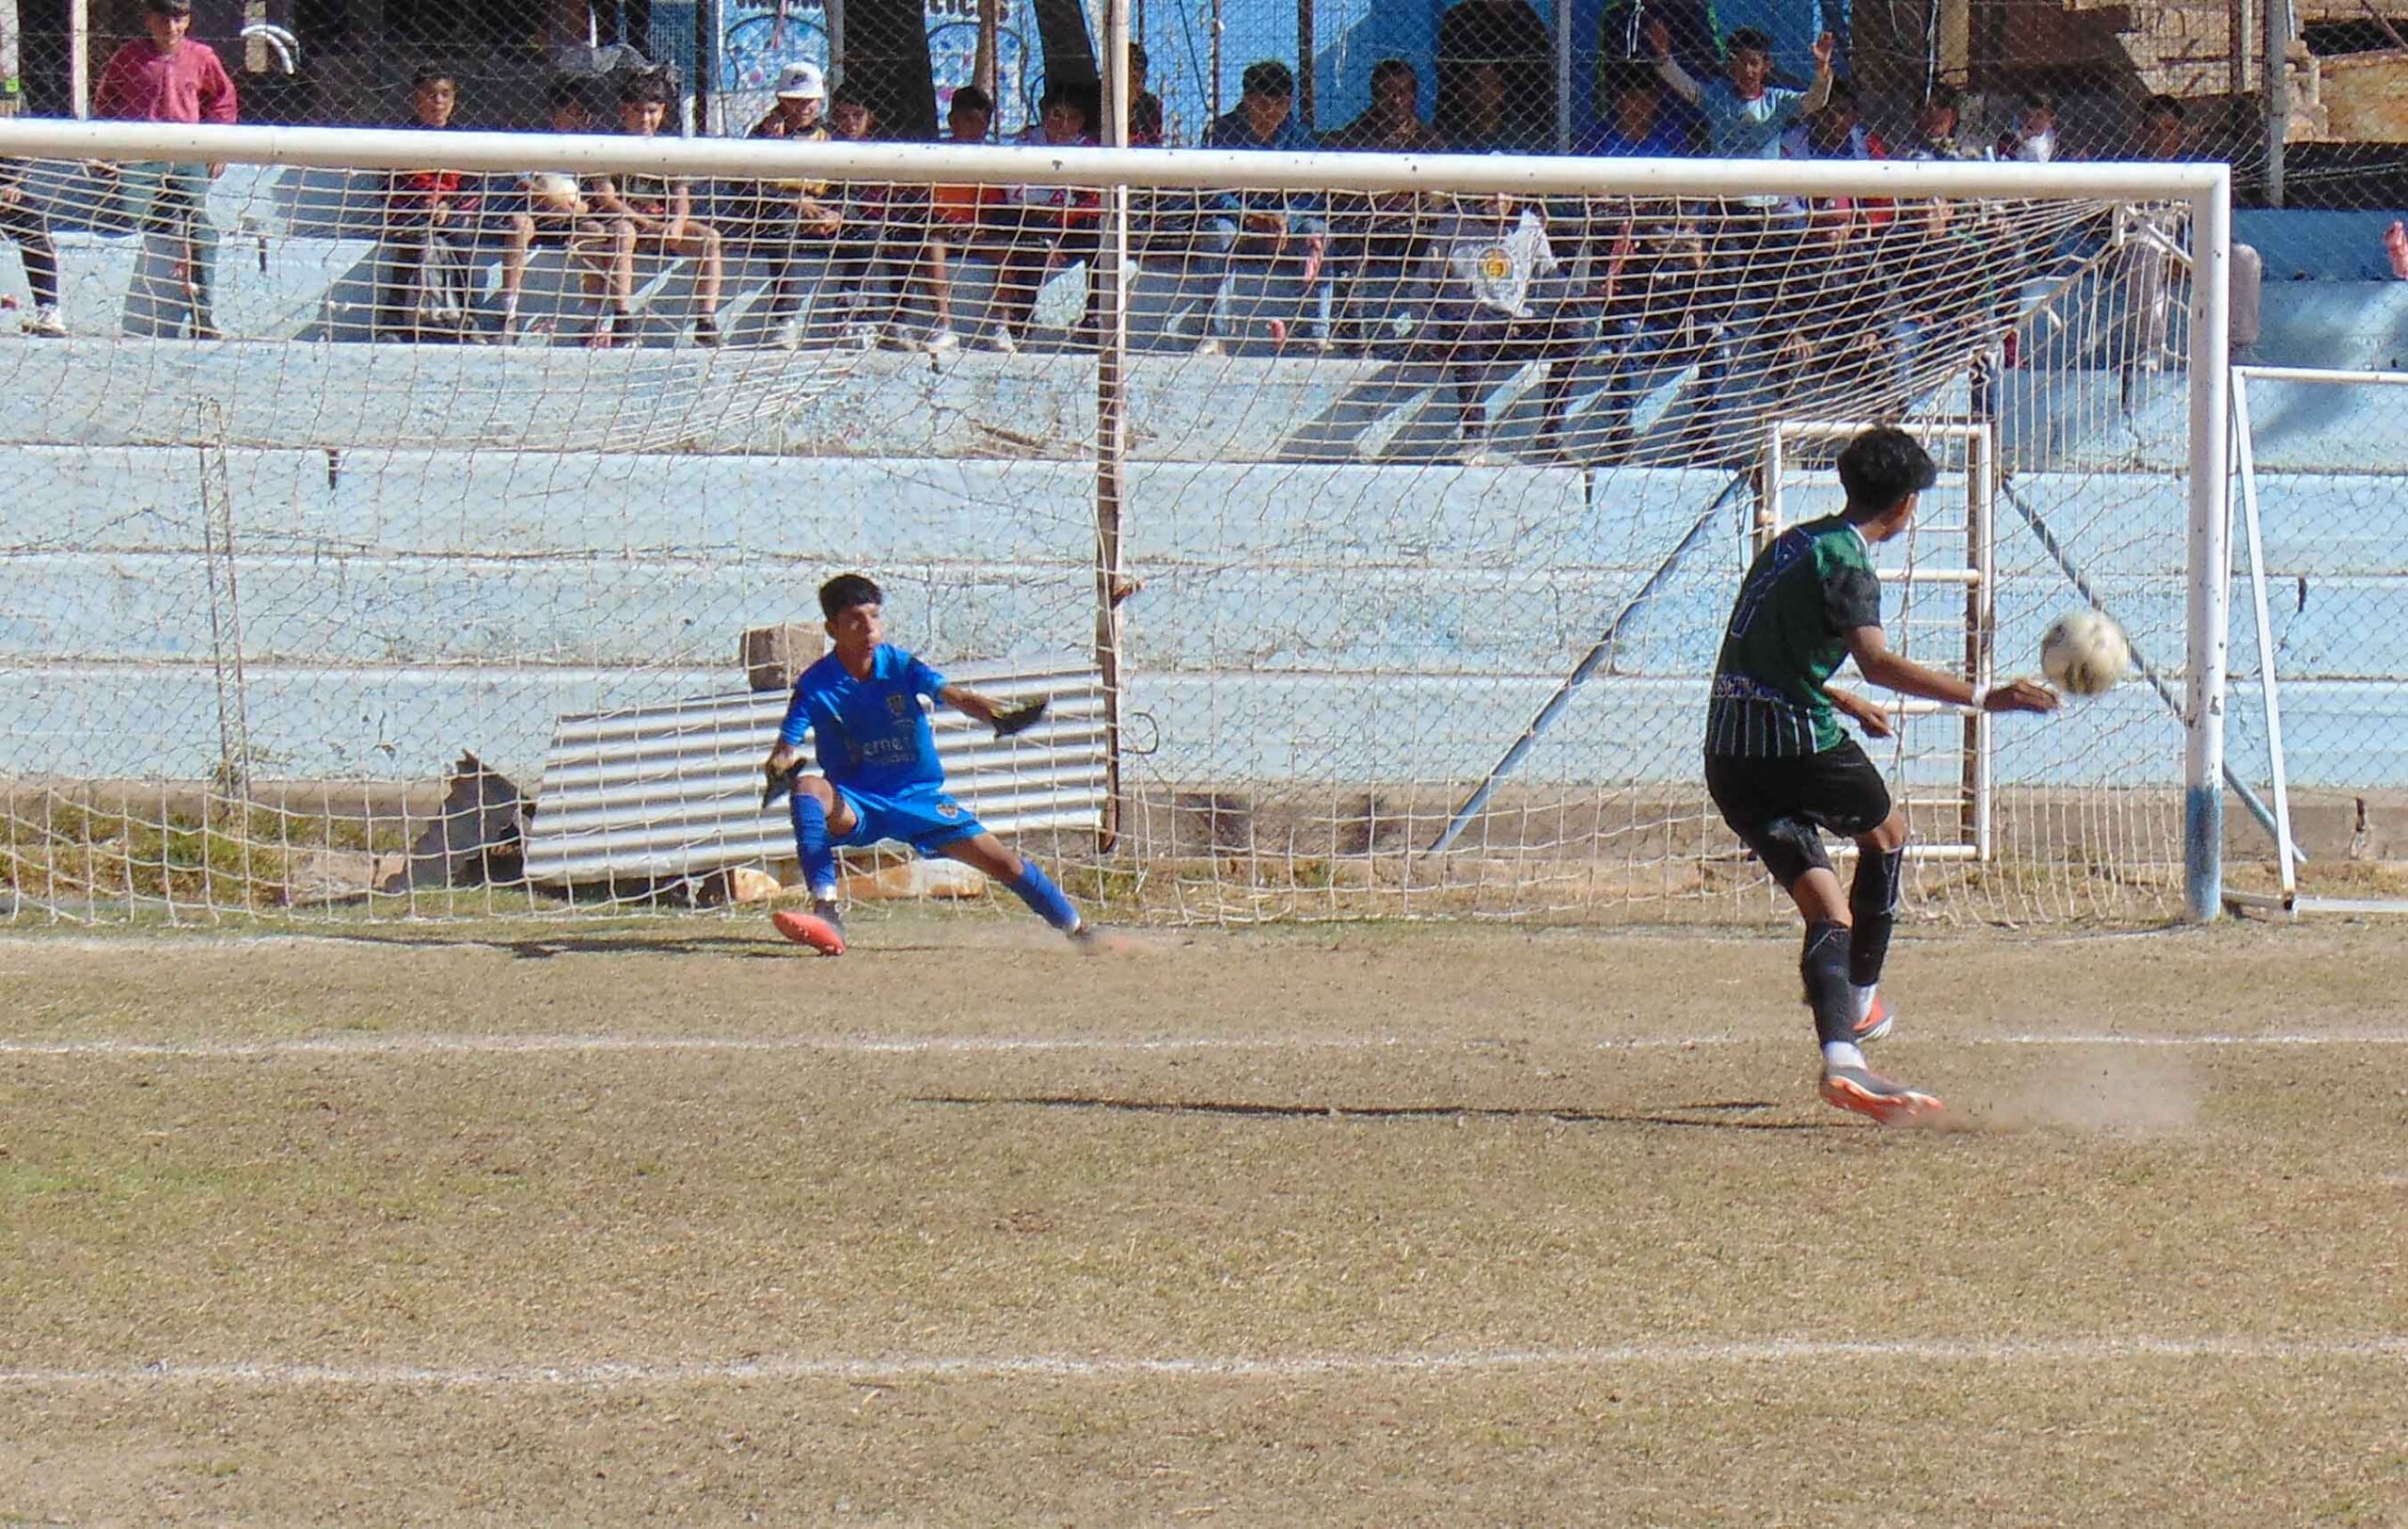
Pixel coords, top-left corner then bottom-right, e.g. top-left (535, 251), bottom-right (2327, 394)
top-left (1968, 685), bottom-right (1991, 710)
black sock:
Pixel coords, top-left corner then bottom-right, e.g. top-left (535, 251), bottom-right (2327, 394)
top-left (1848, 847), bottom-right (1903, 990)
top-left (1800, 919), bottom-right (1857, 1048)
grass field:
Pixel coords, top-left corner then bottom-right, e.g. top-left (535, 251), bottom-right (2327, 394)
top-left (1, 914), bottom-right (2402, 1525)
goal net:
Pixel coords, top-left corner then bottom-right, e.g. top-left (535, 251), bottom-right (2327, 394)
top-left (0, 121), bottom-right (2225, 925)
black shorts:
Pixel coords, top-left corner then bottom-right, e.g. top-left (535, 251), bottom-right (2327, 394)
top-left (1704, 739), bottom-right (1893, 887)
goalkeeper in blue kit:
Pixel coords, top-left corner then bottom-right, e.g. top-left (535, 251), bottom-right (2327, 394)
top-left (763, 573), bottom-right (1090, 956)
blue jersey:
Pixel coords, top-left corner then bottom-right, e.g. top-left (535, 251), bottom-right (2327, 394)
top-left (778, 645), bottom-right (950, 796)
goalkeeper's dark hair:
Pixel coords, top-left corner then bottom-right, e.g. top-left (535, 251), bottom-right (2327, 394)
top-left (1836, 427), bottom-right (1939, 518)
top-left (819, 573), bottom-right (883, 621)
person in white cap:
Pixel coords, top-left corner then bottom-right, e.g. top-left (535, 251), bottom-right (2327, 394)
top-left (753, 60), bottom-right (830, 140)
top-left (741, 60), bottom-right (842, 344)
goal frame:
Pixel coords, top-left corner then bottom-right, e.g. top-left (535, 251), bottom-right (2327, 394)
top-left (0, 119), bottom-right (2235, 919)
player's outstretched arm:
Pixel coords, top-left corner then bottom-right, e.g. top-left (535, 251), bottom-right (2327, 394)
top-left (939, 685), bottom-right (1049, 737)
top-left (1846, 625), bottom-right (2060, 714)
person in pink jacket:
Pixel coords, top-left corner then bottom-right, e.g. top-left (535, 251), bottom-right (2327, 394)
top-left (94, 0), bottom-right (237, 338)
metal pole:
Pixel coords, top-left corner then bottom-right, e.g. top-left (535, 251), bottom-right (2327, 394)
top-left (2265, 0), bottom-right (2289, 206)
top-left (975, 0), bottom-right (1000, 100)
top-left (1095, 0), bottom-right (1132, 851)
top-left (1296, 0), bottom-right (1313, 133)
top-left (2185, 167), bottom-right (2234, 919)
top-left (1554, 0), bottom-right (1572, 151)
top-left (830, 0), bottom-right (847, 85)
top-left (1210, 0), bottom-right (1223, 125)
top-left (0, 0), bottom-right (21, 116)
top-left (2229, 373), bottom-right (2298, 898)
top-left (693, 0), bottom-right (718, 135)
top-left (70, 0), bottom-right (90, 120)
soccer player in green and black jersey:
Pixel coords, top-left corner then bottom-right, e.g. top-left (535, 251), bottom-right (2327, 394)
top-left (1706, 427), bottom-right (2058, 1123)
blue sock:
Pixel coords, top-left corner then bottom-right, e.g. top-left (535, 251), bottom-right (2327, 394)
top-left (1006, 857), bottom-right (1082, 932)
top-left (789, 792), bottom-right (837, 899)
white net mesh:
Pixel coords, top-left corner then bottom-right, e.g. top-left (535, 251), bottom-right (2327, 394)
top-left (0, 126), bottom-right (2213, 924)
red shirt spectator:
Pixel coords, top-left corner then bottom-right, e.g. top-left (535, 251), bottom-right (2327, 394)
top-left (95, 4), bottom-right (237, 126)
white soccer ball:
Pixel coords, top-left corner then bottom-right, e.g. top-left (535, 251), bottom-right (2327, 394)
top-left (2040, 611), bottom-right (2131, 696)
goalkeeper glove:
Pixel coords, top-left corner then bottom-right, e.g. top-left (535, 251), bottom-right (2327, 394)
top-left (990, 697), bottom-right (1048, 738)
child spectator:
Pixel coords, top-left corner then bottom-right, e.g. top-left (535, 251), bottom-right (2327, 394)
top-left (1902, 83), bottom-right (1987, 161)
top-left (1186, 60), bottom-right (1331, 355)
top-left (817, 83), bottom-right (904, 348)
top-left (93, 0), bottom-right (237, 340)
top-left (377, 66), bottom-right (486, 340)
top-left (0, 159), bottom-right (64, 335)
top-left (1576, 62), bottom-right (1690, 156)
top-left (1435, 0), bottom-right (1555, 151)
top-left (1323, 56), bottom-right (1437, 151)
top-left (1418, 193), bottom-right (1589, 461)
top-left (1322, 59), bottom-right (1438, 351)
top-left (1999, 90), bottom-right (2058, 162)
top-left (988, 85), bottom-right (1102, 352)
top-left (908, 86), bottom-right (1004, 353)
top-left (499, 78), bottom-right (632, 344)
top-left (586, 71), bottom-right (724, 347)
top-left (2131, 93), bottom-right (2187, 160)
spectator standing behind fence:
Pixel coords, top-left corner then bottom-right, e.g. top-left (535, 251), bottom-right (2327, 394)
top-left (1436, 0), bottom-right (1555, 152)
top-left (2130, 94), bottom-right (2187, 160)
top-left (1998, 91), bottom-right (2058, 162)
top-left (94, 0), bottom-right (236, 340)
top-left (1187, 60), bottom-right (1331, 355)
top-left (1575, 61), bottom-right (1690, 156)
top-left (740, 61), bottom-right (843, 348)
top-left (0, 158), bottom-right (65, 336)
top-left (586, 72), bottom-right (724, 347)
top-left (1127, 42), bottom-right (1165, 146)
top-left (1902, 83), bottom-right (1986, 161)
top-left (1418, 193), bottom-right (1588, 463)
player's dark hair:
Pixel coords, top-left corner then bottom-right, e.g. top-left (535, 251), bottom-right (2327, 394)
top-left (1837, 428), bottom-right (1940, 518)
top-left (1725, 28), bottom-right (1773, 56)
top-left (412, 65), bottom-right (456, 91)
top-left (819, 573), bottom-right (883, 621)
top-left (949, 84), bottom-right (993, 118)
top-left (1242, 59), bottom-right (1295, 101)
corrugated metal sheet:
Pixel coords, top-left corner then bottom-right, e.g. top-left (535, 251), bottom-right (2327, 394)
top-left (522, 660), bottom-right (1107, 884)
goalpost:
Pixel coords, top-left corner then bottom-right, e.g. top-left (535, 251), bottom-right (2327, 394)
top-left (0, 118), bottom-right (2232, 925)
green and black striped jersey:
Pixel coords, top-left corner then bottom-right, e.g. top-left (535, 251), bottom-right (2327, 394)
top-left (1706, 515), bottom-right (1882, 758)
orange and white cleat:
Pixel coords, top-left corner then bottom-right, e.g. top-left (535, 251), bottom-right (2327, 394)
top-left (1819, 1064), bottom-right (1943, 1125)
top-left (771, 902), bottom-right (847, 957)
top-left (1852, 992), bottom-right (1894, 1045)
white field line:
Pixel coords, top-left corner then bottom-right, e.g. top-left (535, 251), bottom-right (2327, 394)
top-left (0, 1032), bottom-right (2404, 1059)
top-left (1, 1337), bottom-right (2400, 1390)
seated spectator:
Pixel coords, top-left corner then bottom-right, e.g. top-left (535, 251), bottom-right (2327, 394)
top-left (908, 86), bottom-right (1004, 353)
top-left (0, 158), bottom-right (64, 336)
top-left (1782, 76), bottom-right (1885, 161)
top-left (586, 71), bottom-right (724, 346)
top-left (1436, 0), bottom-right (1555, 152)
top-left (377, 66), bottom-right (491, 340)
top-left (1128, 42), bottom-right (1165, 146)
top-left (1902, 83), bottom-right (1987, 161)
top-left (2131, 93), bottom-right (2187, 160)
top-left (988, 85), bottom-right (1102, 352)
top-left (1576, 62), bottom-right (1690, 156)
top-left (1321, 59), bottom-right (1438, 350)
top-left (817, 83), bottom-right (906, 347)
top-left (93, 0), bottom-right (237, 341)
top-left (1446, 59), bottom-right (1548, 152)
top-left (1184, 59), bottom-right (1332, 354)
top-left (1417, 193), bottom-right (1591, 461)
top-left (497, 78), bottom-right (631, 343)
top-left (1998, 90), bottom-right (2059, 162)
top-left (1323, 56), bottom-right (1437, 151)
top-left (1760, 202), bottom-right (1906, 413)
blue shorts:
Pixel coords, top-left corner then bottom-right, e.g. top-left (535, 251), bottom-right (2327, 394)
top-left (832, 783), bottom-right (987, 858)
